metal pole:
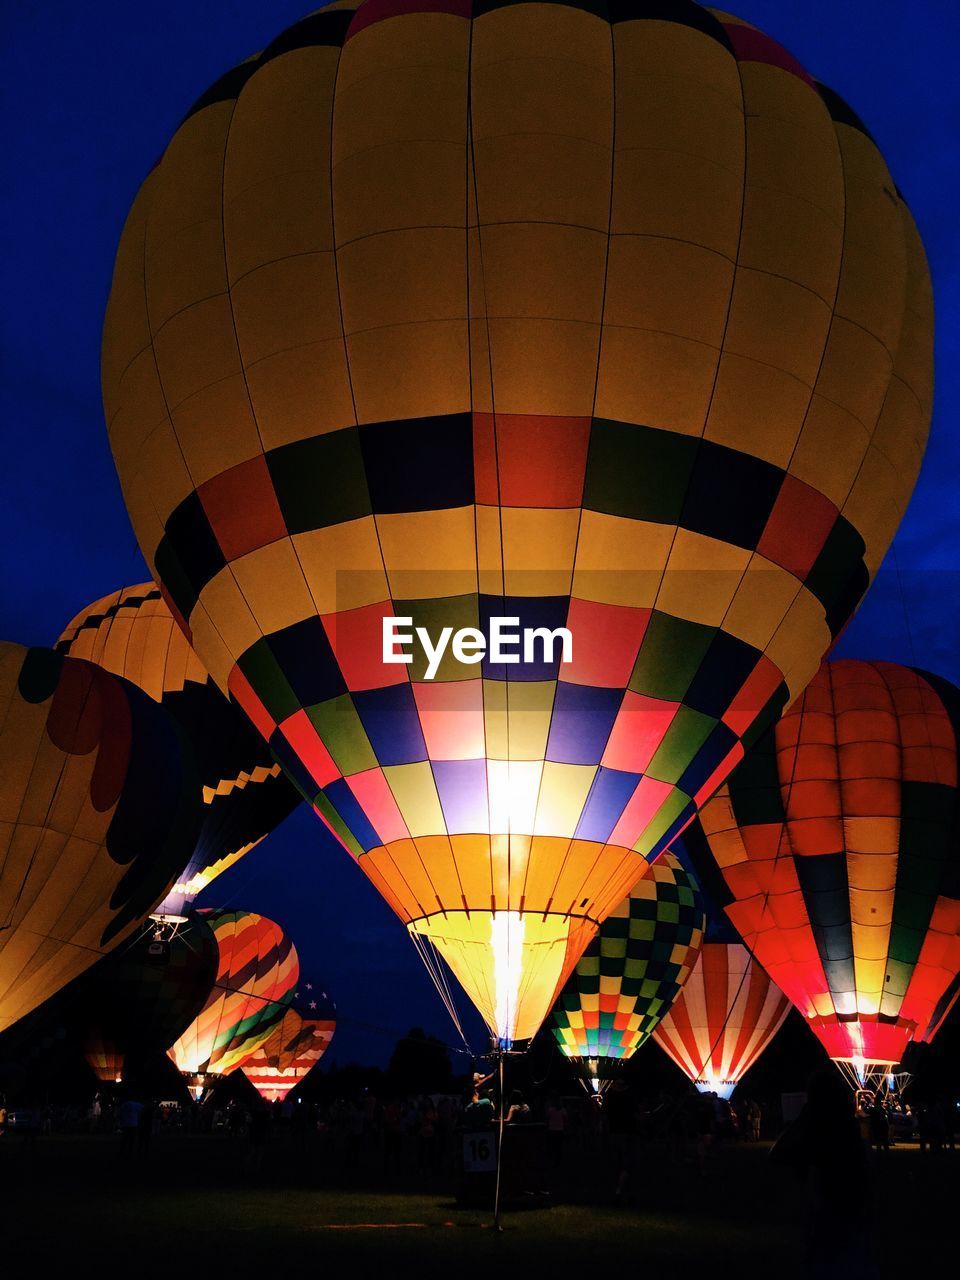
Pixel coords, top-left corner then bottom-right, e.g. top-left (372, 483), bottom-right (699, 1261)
top-left (492, 1048), bottom-right (505, 1231)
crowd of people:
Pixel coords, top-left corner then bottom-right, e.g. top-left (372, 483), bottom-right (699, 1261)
top-left (2, 1074), bottom-right (956, 1190)
top-left (855, 1091), bottom-right (958, 1154)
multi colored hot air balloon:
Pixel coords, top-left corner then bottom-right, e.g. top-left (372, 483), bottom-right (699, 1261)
top-left (102, 2), bottom-right (932, 1044)
top-left (77, 913), bottom-right (219, 1084)
top-left (684, 660), bottom-right (960, 1089)
top-left (58, 584), bottom-right (300, 918)
top-left (552, 851), bottom-right (705, 1091)
top-left (242, 980), bottom-right (336, 1102)
top-left (653, 940), bottom-right (790, 1098)
top-left (168, 909), bottom-right (299, 1097)
top-left (0, 643), bottom-right (199, 1032)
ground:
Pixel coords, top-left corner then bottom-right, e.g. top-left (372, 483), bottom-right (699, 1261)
top-left (0, 1129), bottom-right (952, 1275)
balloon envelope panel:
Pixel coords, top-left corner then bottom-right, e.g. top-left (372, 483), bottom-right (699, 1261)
top-left (58, 584), bottom-right (300, 916)
top-left (103, 1), bottom-right (932, 1042)
top-left (0, 643), bottom-right (200, 1032)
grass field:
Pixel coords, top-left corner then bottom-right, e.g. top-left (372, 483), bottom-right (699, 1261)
top-left (0, 1129), bottom-right (952, 1275)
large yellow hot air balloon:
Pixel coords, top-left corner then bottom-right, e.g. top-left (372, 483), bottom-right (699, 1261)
top-left (0, 643), bottom-right (199, 1031)
top-left (103, 2), bottom-right (932, 1044)
top-left (57, 584), bottom-right (300, 917)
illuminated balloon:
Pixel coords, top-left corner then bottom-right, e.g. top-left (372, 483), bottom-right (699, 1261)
top-left (103, 2), bottom-right (932, 1043)
top-left (168, 909), bottom-right (298, 1095)
top-left (78, 913), bottom-right (219, 1084)
top-left (58, 584), bottom-right (300, 917)
top-left (684, 660), bottom-right (960, 1088)
top-left (0, 643), bottom-right (199, 1032)
top-left (552, 851), bottom-right (704, 1090)
top-left (653, 941), bottom-right (789, 1097)
top-left (241, 980), bottom-right (336, 1102)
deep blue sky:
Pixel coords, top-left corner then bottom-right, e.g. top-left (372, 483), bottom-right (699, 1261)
top-left (2, 1), bottom-right (957, 1066)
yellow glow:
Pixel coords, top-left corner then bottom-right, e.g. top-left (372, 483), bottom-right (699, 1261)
top-left (811, 992), bottom-right (835, 1018)
top-left (155, 837), bottom-right (264, 919)
top-left (834, 990), bottom-right (858, 1017)
top-left (179, 1049), bottom-right (205, 1074)
top-left (408, 910), bottom-right (575, 1043)
top-left (363, 831), bottom-right (642, 1044)
top-left (201, 762), bottom-right (282, 805)
top-left (486, 761), bottom-right (543, 835)
top-left (492, 911), bottom-right (526, 1042)
top-left (175, 873), bottom-right (211, 897)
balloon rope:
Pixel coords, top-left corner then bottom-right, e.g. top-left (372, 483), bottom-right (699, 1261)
top-left (707, 962), bottom-right (752, 1088)
top-left (408, 932), bottom-right (472, 1055)
top-left (492, 1048), bottom-right (505, 1231)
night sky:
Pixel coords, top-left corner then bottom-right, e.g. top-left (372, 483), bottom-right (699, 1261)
top-left (2, 1), bottom-right (958, 1067)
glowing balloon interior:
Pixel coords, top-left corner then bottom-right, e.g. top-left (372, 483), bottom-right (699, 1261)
top-left (653, 942), bottom-right (790, 1095)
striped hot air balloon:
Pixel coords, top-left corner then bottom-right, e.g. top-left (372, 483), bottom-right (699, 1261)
top-left (653, 941), bottom-right (790, 1098)
top-left (242, 980), bottom-right (336, 1102)
top-left (168, 909), bottom-right (298, 1096)
top-left (552, 851), bottom-right (705, 1090)
top-left (684, 660), bottom-right (960, 1089)
top-left (58, 584), bottom-right (300, 919)
top-left (103, 1), bottom-right (932, 1045)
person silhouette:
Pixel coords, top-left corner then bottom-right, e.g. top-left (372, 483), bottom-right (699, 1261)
top-left (771, 1068), bottom-right (873, 1279)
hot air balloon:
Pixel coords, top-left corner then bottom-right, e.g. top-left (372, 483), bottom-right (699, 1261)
top-left (241, 980), bottom-right (336, 1103)
top-left (653, 941), bottom-right (790, 1098)
top-left (168, 909), bottom-right (299, 1098)
top-left (684, 660), bottom-right (960, 1089)
top-left (552, 851), bottom-right (705, 1091)
top-left (77, 913), bottom-right (219, 1084)
top-left (58, 584), bottom-right (300, 919)
top-left (102, 2), bottom-right (932, 1045)
top-left (0, 643), bottom-right (199, 1032)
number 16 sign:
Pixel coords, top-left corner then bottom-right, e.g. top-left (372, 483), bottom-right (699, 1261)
top-left (463, 1132), bottom-right (497, 1173)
